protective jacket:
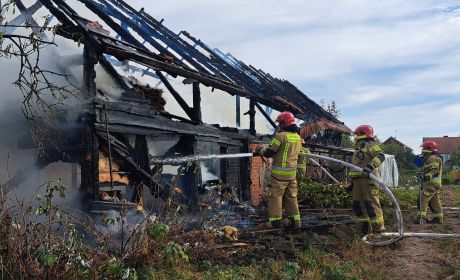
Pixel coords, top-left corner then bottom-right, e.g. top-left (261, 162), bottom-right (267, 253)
top-left (255, 124), bottom-right (302, 227)
top-left (257, 125), bottom-right (302, 181)
top-left (418, 153), bottom-right (443, 222)
top-left (347, 138), bottom-right (385, 179)
top-left (347, 137), bottom-right (386, 233)
top-left (422, 154), bottom-right (442, 187)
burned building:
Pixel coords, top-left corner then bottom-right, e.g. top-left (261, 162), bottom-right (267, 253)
top-left (4, 0), bottom-right (344, 212)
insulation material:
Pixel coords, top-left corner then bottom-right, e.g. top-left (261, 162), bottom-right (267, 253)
top-left (98, 150), bottom-right (129, 185)
top-left (378, 154), bottom-right (399, 188)
top-left (300, 119), bottom-right (351, 139)
top-left (134, 85), bottom-right (166, 111)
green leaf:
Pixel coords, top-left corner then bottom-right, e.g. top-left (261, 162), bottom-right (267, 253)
top-left (40, 252), bottom-right (57, 269)
top-left (147, 222), bottom-right (169, 239)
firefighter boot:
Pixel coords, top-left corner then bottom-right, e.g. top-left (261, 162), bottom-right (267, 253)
top-left (428, 217), bottom-right (443, 224)
top-left (281, 217), bottom-right (301, 229)
top-left (428, 215), bottom-right (443, 224)
top-left (361, 222), bottom-right (370, 234)
top-left (413, 217), bottom-right (424, 224)
top-left (251, 220), bottom-right (281, 231)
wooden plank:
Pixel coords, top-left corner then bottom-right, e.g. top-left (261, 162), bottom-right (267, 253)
top-left (156, 71), bottom-right (194, 120)
top-left (254, 102), bottom-right (276, 129)
top-left (249, 100), bottom-right (256, 135)
top-left (95, 110), bottom-right (221, 138)
top-left (192, 82), bottom-right (202, 123)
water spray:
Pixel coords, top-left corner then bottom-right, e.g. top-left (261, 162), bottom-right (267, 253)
top-left (150, 153), bottom-right (253, 164)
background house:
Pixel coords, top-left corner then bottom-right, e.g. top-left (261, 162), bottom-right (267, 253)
top-left (383, 136), bottom-right (413, 152)
top-left (422, 136), bottom-right (460, 164)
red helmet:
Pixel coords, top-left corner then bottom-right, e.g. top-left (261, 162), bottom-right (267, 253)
top-left (275, 111), bottom-right (296, 127)
top-left (421, 141), bottom-right (438, 152)
top-left (354, 125), bottom-right (374, 140)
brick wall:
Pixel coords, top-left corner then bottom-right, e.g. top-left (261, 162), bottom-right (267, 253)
top-left (249, 144), bottom-right (271, 206)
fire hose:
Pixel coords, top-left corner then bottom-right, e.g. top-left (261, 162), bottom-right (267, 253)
top-left (149, 152), bottom-right (460, 246)
top-left (304, 153), bottom-right (460, 247)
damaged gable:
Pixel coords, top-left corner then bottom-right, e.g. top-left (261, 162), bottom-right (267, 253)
top-left (6, 0), bottom-right (347, 212)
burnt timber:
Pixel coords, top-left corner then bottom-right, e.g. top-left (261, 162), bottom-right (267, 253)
top-left (8, 0), bottom-right (347, 212)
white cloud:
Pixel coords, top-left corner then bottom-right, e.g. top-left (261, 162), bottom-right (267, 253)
top-left (114, 1), bottom-right (460, 149)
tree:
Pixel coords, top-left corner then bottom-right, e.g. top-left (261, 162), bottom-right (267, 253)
top-left (319, 99), bottom-right (340, 118)
top-left (0, 1), bottom-right (78, 153)
top-left (341, 134), bottom-right (354, 148)
top-left (446, 146), bottom-right (460, 171)
top-left (327, 100), bottom-right (340, 118)
top-left (382, 143), bottom-right (416, 170)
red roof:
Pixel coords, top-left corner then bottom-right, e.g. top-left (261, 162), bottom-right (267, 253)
top-left (422, 136), bottom-right (460, 154)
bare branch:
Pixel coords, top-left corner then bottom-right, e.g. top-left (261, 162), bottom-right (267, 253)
top-left (0, 3), bottom-right (80, 155)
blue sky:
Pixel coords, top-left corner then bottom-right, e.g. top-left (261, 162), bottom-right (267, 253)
top-left (128, 1), bottom-right (460, 151)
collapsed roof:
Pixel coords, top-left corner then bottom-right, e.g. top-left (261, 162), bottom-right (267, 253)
top-left (27, 0), bottom-right (342, 124)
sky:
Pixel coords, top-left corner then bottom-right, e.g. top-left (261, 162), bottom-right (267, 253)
top-left (126, 0), bottom-right (460, 151)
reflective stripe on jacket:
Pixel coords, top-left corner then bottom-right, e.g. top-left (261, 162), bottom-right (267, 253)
top-left (260, 132), bottom-right (302, 180)
top-left (347, 139), bottom-right (384, 178)
top-left (423, 154), bottom-right (442, 187)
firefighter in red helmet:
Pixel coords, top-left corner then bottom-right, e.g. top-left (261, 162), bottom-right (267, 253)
top-left (253, 111), bottom-right (302, 229)
top-left (416, 141), bottom-right (443, 223)
top-left (347, 125), bottom-right (386, 234)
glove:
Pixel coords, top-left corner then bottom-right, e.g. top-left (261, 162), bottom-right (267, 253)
top-left (253, 147), bottom-right (263, 157)
top-left (422, 174), bottom-right (431, 182)
top-left (362, 166), bottom-right (373, 177)
top-left (414, 173), bottom-right (424, 182)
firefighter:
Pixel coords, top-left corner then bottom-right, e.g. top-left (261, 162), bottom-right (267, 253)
top-left (253, 111), bottom-right (302, 229)
top-left (347, 125), bottom-right (386, 234)
top-left (297, 138), bottom-right (310, 175)
top-left (416, 141), bottom-right (443, 224)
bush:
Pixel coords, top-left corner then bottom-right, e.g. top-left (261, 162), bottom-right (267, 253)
top-left (198, 260), bottom-right (213, 272)
top-left (164, 242), bottom-right (189, 267)
top-left (147, 222), bottom-right (169, 240)
top-left (297, 174), bottom-right (352, 209)
top-left (282, 261), bottom-right (301, 280)
top-left (380, 187), bottom-right (419, 210)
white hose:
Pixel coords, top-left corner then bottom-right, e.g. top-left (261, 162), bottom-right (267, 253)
top-left (304, 153), bottom-right (460, 247)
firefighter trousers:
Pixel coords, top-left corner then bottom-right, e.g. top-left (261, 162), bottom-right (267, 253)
top-left (419, 184), bottom-right (443, 222)
top-left (352, 177), bottom-right (385, 232)
top-left (267, 176), bottom-right (301, 227)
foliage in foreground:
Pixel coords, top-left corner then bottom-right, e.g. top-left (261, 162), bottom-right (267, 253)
top-left (297, 173), bottom-right (419, 211)
top-left (297, 174), bottom-right (352, 209)
top-left (0, 180), bottom-right (190, 279)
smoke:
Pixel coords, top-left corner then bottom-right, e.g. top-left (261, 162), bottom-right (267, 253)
top-left (121, 68), bottom-right (275, 134)
top-left (0, 32), bottom-right (85, 210)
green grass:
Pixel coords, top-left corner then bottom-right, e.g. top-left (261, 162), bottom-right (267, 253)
top-left (137, 260), bottom-right (300, 280)
top-left (132, 238), bottom-right (387, 280)
top-left (453, 185), bottom-right (460, 206)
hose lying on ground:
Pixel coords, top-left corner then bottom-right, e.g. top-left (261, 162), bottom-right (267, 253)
top-left (304, 153), bottom-right (460, 247)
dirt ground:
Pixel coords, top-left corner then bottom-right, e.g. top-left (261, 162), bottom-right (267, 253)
top-left (374, 186), bottom-right (460, 280)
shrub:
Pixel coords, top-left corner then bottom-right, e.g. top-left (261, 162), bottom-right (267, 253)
top-left (164, 242), bottom-right (189, 267)
top-left (282, 261), bottom-right (301, 280)
top-left (380, 187), bottom-right (419, 210)
top-left (147, 222), bottom-right (169, 240)
top-left (297, 174), bottom-right (352, 209)
top-left (198, 260), bottom-right (213, 272)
